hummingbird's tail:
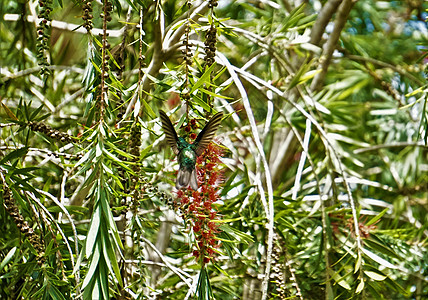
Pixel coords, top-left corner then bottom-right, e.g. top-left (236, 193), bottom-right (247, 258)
top-left (176, 168), bottom-right (198, 190)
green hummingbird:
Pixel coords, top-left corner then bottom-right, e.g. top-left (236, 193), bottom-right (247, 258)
top-left (159, 110), bottom-right (223, 190)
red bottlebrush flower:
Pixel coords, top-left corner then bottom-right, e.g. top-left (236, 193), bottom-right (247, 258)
top-left (198, 241), bottom-right (204, 249)
top-left (189, 132), bottom-right (197, 140)
top-left (174, 139), bottom-right (224, 265)
top-left (204, 201), bottom-right (212, 210)
top-left (206, 162), bottom-right (215, 171)
top-left (184, 125), bottom-right (191, 132)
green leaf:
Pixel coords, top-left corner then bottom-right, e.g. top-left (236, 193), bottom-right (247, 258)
top-left (213, 263), bottom-right (231, 278)
top-left (354, 252), bottom-right (362, 273)
top-left (364, 237), bottom-right (400, 260)
top-left (1, 102), bottom-right (18, 120)
top-left (141, 96), bottom-right (157, 119)
top-left (197, 267), bottom-right (214, 300)
top-left (191, 94), bottom-right (212, 112)
top-left (355, 278), bottom-right (364, 294)
top-left (366, 207), bottom-right (389, 226)
top-left (219, 224), bottom-right (254, 244)
top-left (190, 63), bottom-right (217, 94)
top-left (198, 87), bottom-right (233, 99)
top-left (0, 247), bottom-right (17, 271)
top-left (98, 258), bottom-right (110, 299)
top-left (287, 58), bottom-right (312, 90)
top-left (30, 105), bottom-right (45, 121)
top-left (85, 205), bottom-right (101, 258)
top-left (0, 147), bottom-right (28, 164)
top-left (362, 248), bottom-right (398, 270)
top-left (48, 284), bottom-right (66, 300)
top-left (337, 278), bottom-right (351, 290)
top-left (82, 240), bottom-right (101, 289)
top-left (364, 270), bottom-right (387, 281)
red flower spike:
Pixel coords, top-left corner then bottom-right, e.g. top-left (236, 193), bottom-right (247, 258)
top-left (184, 125), bottom-right (191, 132)
top-left (190, 132), bottom-right (197, 140)
top-left (174, 139), bottom-right (224, 265)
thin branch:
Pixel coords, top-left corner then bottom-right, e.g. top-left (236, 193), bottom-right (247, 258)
top-left (354, 141), bottom-right (427, 153)
top-left (0, 123), bottom-right (16, 127)
top-left (311, 0), bottom-right (355, 91)
top-left (3, 14), bottom-right (124, 37)
top-left (1, 65), bottom-right (84, 80)
top-left (291, 119), bottom-right (312, 200)
top-left (310, 0), bottom-right (342, 46)
top-left (343, 54), bottom-right (425, 86)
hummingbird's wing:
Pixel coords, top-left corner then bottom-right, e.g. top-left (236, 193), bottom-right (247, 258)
top-left (194, 112), bottom-right (223, 156)
top-left (159, 110), bottom-right (179, 155)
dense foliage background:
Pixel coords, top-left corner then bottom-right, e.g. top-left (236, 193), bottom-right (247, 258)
top-left (1, 0), bottom-right (427, 299)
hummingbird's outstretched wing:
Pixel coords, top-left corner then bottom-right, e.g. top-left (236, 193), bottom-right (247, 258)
top-left (194, 112), bottom-right (223, 156)
top-left (159, 110), bottom-right (179, 155)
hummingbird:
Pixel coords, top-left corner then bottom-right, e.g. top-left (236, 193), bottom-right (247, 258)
top-left (159, 110), bottom-right (223, 190)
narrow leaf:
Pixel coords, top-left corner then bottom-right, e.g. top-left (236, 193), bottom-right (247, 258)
top-left (364, 270), bottom-right (387, 281)
top-left (366, 207), bottom-right (389, 226)
top-left (362, 248), bottom-right (398, 270)
top-left (1, 102), bottom-right (18, 120)
top-left (86, 205), bottom-right (101, 258)
top-left (356, 278), bottom-right (364, 294)
top-left (0, 247), bottom-right (17, 271)
top-left (190, 63), bottom-right (217, 94)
